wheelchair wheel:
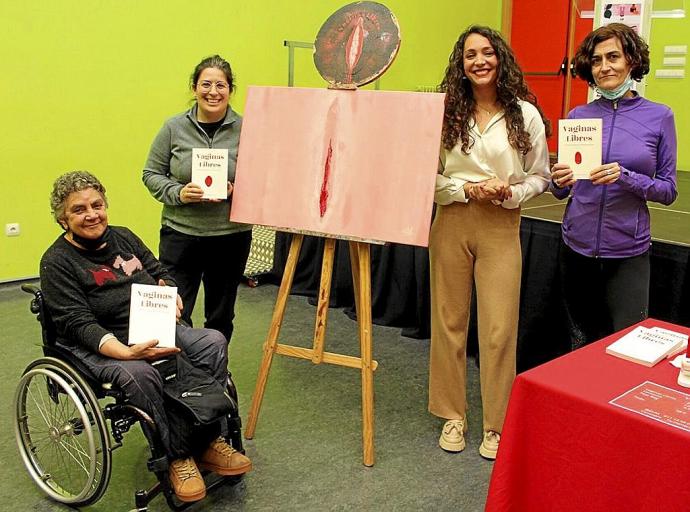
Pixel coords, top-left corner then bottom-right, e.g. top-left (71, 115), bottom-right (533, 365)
top-left (14, 357), bottom-right (112, 506)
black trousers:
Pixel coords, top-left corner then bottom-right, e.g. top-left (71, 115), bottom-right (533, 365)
top-left (560, 241), bottom-right (650, 349)
top-left (159, 226), bottom-right (252, 342)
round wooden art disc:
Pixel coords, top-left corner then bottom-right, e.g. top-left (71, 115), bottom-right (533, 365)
top-left (314, 1), bottom-right (401, 88)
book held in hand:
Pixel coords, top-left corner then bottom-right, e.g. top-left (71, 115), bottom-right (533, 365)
top-left (605, 325), bottom-right (687, 367)
top-left (128, 284), bottom-right (177, 348)
top-left (558, 118), bottom-right (602, 179)
top-left (192, 148), bottom-right (229, 200)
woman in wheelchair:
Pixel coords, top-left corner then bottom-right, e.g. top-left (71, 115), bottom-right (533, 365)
top-left (38, 171), bottom-right (251, 503)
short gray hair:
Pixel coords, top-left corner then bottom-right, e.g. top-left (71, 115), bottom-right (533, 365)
top-left (50, 171), bottom-right (108, 224)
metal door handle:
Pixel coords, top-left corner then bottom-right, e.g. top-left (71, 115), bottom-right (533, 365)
top-left (524, 57), bottom-right (568, 77)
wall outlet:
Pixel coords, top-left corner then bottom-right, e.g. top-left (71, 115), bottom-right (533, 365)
top-left (5, 223), bottom-right (20, 236)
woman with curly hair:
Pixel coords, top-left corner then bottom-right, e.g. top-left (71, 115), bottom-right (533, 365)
top-left (551, 23), bottom-right (677, 347)
top-left (429, 25), bottom-right (550, 459)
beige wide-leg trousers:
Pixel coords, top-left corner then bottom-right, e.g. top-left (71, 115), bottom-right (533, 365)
top-left (428, 200), bottom-right (521, 433)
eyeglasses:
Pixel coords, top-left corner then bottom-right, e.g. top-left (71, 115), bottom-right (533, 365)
top-left (197, 81), bottom-right (229, 92)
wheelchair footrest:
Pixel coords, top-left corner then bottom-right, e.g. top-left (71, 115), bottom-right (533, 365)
top-left (147, 455), bottom-right (169, 474)
top-left (104, 403), bottom-right (138, 443)
top-left (134, 480), bottom-right (162, 511)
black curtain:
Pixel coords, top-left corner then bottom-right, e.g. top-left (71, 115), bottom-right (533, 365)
top-left (267, 219), bottom-right (690, 372)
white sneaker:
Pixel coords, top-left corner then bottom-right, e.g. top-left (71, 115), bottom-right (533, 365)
top-left (479, 430), bottom-right (500, 460)
top-left (439, 419), bottom-right (466, 452)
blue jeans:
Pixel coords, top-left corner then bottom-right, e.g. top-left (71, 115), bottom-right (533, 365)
top-left (59, 324), bottom-right (228, 459)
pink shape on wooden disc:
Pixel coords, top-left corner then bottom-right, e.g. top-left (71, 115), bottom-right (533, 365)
top-left (313, 1), bottom-right (401, 87)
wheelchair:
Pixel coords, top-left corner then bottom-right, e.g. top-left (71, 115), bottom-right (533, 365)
top-left (13, 283), bottom-right (246, 510)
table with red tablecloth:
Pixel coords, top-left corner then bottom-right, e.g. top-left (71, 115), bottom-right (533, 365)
top-left (485, 319), bottom-right (690, 512)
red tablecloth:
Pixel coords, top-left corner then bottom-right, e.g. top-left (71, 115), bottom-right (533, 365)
top-left (485, 319), bottom-right (690, 512)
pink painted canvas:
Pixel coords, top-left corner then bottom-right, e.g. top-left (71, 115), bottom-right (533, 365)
top-left (230, 86), bottom-right (445, 247)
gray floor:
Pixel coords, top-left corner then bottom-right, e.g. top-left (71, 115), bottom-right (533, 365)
top-left (0, 282), bottom-right (492, 511)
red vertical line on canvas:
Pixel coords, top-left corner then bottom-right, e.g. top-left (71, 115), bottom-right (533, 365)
top-left (345, 16), bottom-right (365, 83)
top-left (320, 140), bottom-right (333, 217)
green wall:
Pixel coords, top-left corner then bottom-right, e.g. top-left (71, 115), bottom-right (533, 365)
top-left (0, 0), bottom-right (501, 282)
top-left (645, 14), bottom-right (690, 171)
top-left (4, 1), bottom-right (687, 283)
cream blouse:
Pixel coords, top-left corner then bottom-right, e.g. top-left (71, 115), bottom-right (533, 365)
top-left (434, 100), bottom-right (550, 209)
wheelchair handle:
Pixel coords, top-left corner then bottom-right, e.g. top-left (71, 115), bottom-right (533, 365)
top-left (21, 283), bottom-right (43, 314)
top-left (21, 283), bottom-right (41, 295)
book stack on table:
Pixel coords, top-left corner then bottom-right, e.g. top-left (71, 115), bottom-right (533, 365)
top-left (606, 326), bottom-right (688, 367)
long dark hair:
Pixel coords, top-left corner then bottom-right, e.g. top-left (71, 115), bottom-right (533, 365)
top-left (439, 25), bottom-right (551, 154)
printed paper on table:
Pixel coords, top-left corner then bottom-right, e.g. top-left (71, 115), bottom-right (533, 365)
top-left (610, 381), bottom-right (690, 433)
top-left (605, 325), bottom-right (686, 367)
top-left (128, 284), bottom-right (177, 348)
top-left (192, 148), bottom-right (229, 200)
top-left (558, 118), bottom-right (602, 179)
top-left (230, 86), bottom-right (445, 247)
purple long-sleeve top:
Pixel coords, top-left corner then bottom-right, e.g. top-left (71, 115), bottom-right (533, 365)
top-left (550, 94), bottom-right (677, 258)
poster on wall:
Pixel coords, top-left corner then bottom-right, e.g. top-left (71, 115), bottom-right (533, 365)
top-left (599, 2), bottom-right (645, 33)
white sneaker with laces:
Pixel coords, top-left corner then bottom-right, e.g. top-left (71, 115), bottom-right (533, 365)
top-left (439, 419), bottom-right (466, 452)
top-left (479, 430), bottom-right (500, 460)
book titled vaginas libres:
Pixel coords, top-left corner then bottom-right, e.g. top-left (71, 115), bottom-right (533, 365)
top-left (128, 284), bottom-right (177, 348)
top-left (192, 148), bottom-right (229, 200)
top-left (605, 325), bottom-right (687, 367)
top-left (558, 118), bottom-right (602, 179)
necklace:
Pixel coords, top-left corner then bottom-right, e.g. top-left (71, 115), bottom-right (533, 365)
top-left (476, 103), bottom-right (498, 116)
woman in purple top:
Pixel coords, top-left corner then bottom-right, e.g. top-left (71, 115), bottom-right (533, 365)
top-left (551, 23), bottom-right (677, 347)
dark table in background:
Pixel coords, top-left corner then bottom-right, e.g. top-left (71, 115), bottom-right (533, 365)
top-left (268, 218), bottom-right (690, 372)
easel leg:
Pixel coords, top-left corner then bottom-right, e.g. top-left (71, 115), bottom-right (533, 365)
top-left (348, 242), bottom-right (361, 321)
top-left (313, 238), bottom-right (336, 363)
top-left (352, 242), bottom-right (375, 466)
top-left (245, 234), bottom-right (304, 439)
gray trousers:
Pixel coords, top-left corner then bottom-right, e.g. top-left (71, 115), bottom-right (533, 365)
top-left (60, 324), bottom-right (228, 459)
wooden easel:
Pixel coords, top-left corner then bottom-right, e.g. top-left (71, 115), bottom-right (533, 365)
top-left (244, 233), bottom-right (378, 466)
